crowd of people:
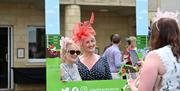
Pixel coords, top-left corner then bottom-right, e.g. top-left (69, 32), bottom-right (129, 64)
top-left (60, 9), bottom-right (180, 91)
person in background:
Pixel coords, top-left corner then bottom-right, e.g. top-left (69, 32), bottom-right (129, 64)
top-left (123, 36), bottom-right (137, 65)
top-left (126, 36), bottom-right (137, 51)
top-left (60, 37), bottom-right (81, 82)
top-left (73, 12), bottom-right (112, 80)
top-left (103, 34), bottom-right (114, 52)
top-left (103, 34), bottom-right (125, 79)
top-left (128, 9), bottom-right (180, 91)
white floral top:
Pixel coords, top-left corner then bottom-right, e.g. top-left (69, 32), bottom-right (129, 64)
top-left (155, 45), bottom-right (180, 91)
top-left (60, 63), bottom-right (81, 81)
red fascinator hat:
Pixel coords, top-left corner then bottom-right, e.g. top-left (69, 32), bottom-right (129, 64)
top-left (72, 12), bottom-right (96, 44)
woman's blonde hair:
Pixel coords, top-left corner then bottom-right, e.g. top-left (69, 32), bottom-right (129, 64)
top-left (128, 36), bottom-right (137, 46)
top-left (60, 37), bottom-right (79, 62)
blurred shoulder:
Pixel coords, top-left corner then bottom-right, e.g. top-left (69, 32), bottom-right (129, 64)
top-left (146, 51), bottom-right (158, 58)
top-left (145, 50), bottom-right (161, 65)
top-left (60, 63), bottom-right (65, 69)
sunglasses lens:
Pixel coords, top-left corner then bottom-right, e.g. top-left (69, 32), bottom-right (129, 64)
top-left (69, 50), bottom-right (75, 55)
top-left (69, 50), bottom-right (81, 55)
top-left (76, 51), bottom-right (81, 55)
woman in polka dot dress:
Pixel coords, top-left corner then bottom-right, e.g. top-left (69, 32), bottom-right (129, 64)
top-left (72, 12), bottom-right (112, 80)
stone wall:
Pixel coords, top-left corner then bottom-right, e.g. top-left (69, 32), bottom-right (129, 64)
top-left (60, 0), bottom-right (135, 6)
top-left (0, 3), bottom-right (45, 67)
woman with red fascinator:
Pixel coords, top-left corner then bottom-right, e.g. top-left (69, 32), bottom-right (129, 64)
top-left (73, 12), bottom-right (112, 80)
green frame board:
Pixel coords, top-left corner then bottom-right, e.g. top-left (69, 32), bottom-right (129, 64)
top-left (45, 0), bottom-right (148, 91)
top-left (137, 35), bottom-right (148, 49)
top-left (47, 58), bottom-right (129, 91)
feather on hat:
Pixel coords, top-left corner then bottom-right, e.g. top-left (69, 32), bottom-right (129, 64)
top-left (72, 12), bottom-right (96, 44)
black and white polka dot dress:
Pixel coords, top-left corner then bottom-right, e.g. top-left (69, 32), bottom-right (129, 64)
top-left (76, 56), bottom-right (112, 80)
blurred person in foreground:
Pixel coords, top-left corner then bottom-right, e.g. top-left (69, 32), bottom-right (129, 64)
top-left (128, 9), bottom-right (180, 91)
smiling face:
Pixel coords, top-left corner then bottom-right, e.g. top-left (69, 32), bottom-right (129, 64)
top-left (81, 35), bottom-right (96, 53)
top-left (64, 44), bottom-right (80, 64)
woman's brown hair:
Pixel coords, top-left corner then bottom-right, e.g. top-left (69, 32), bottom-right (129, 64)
top-left (150, 18), bottom-right (180, 62)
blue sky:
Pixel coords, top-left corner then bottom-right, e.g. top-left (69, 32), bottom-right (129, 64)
top-left (45, 0), bottom-right (60, 34)
top-left (136, 0), bottom-right (148, 35)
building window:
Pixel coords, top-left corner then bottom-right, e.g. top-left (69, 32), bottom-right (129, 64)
top-left (28, 26), bottom-right (46, 62)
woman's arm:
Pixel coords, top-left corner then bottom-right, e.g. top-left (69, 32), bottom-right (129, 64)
top-left (128, 51), bottom-right (162, 91)
top-left (138, 51), bottom-right (161, 91)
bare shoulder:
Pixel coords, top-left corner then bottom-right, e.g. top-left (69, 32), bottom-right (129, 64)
top-left (143, 51), bottom-right (161, 68)
top-left (145, 51), bottom-right (161, 62)
top-left (144, 51), bottom-right (165, 74)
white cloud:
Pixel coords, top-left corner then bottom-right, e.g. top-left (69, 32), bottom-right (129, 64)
top-left (46, 9), bottom-right (56, 14)
top-left (140, 9), bottom-right (148, 14)
top-left (138, 16), bottom-right (143, 20)
top-left (47, 24), bottom-right (54, 27)
top-left (54, 5), bottom-right (59, 9)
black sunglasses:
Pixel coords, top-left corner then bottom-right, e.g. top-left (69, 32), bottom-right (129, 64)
top-left (68, 50), bottom-right (81, 55)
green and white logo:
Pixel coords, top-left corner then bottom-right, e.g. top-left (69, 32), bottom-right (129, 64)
top-left (80, 86), bottom-right (88, 91)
